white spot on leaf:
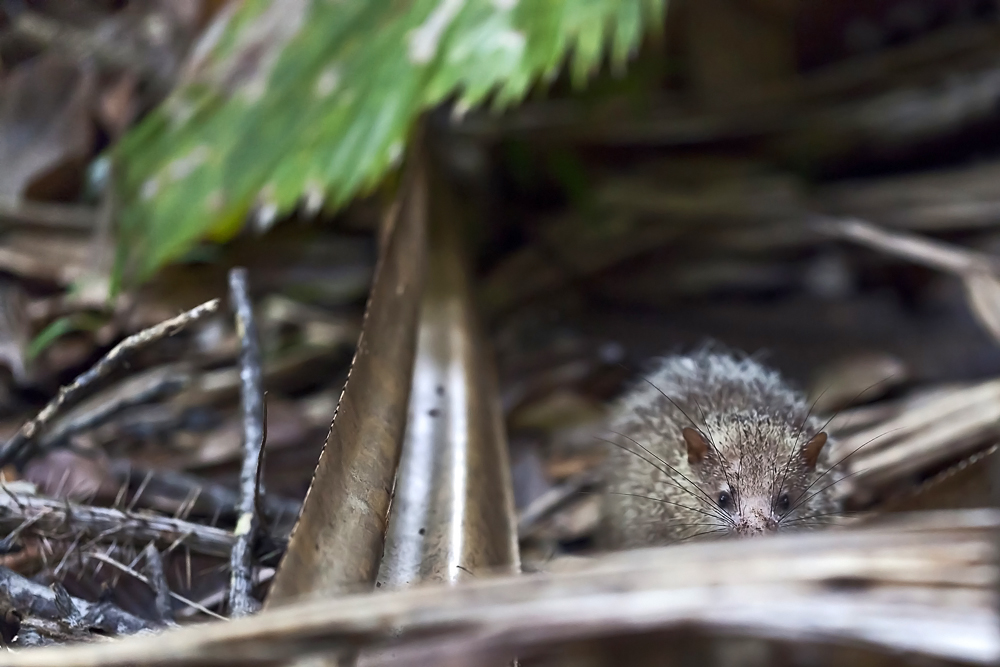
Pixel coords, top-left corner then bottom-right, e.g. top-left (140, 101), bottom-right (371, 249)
top-left (165, 98), bottom-right (195, 128)
top-left (205, 190), bottom-right (224, 212)
top-left (448, 24), bottom-right (524, 64)
top-left (303, 181), bottom-right (324, 215)
top-left (242, 78), bottom-right (267, 104)
top-left (253, 185), bottom-right (279, 232)
top-left (314, 66), bottom-right (341, 98)
top-left (409, 0), bottom-right (464, 64)
top-left (451, 99), bottom-right (471, 121)
top-left (494, 29), bottom-right (525, 54)
top-left (167, 145), bottom-right (211, 182)
top-left (141, 178), bottom-right (159, 201)
top-left (254, 203), bottom-right (278, 233)
top-left (387, 141), bottom-right (403, 166)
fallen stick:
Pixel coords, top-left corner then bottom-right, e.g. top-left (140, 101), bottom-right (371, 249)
top-left (0, 299), bottom-right (221, 467)
top-left (227, 268), bottom-right (265, 618)
top-left (0, 491), bottom-right (239, 558)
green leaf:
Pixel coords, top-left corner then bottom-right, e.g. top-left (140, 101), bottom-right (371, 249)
top-left (28, 313), bottom-right (107, 360)
top-left (113, 0), bottom-right (667, 286)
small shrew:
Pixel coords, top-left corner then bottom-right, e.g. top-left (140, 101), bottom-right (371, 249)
top-left (598, 348), bottom-right (846, 550)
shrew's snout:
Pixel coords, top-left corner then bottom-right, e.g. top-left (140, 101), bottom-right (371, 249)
top-left (734, 504), bottom-right (778, 536)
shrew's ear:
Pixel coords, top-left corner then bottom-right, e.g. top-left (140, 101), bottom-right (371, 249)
top-left (801, 432), bottom-right (828, 472)
top-left (682, 428), bottom-right (709, 465)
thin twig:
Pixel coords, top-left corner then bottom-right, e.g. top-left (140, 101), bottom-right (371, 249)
top-left (85, 553), bottom-right (226, 621)
top-left (815, 216), bottom-right (1000, 345)
top-left (30, 365), bottom-right (190, 461)
top-left (227, 269), bottom-right (264, 618)
top-left (177, 569), bottom-right (275, 621)
top-left (0, 491), bottom-right (240, 558)
top-left (0, 299), bottom-right (220, 467)
top-left (107, 461), bottom-right (300, 530)
top-left (142, 544), bottom-right (175, 626)
top-left (812, 216), bottom-right (996, 275)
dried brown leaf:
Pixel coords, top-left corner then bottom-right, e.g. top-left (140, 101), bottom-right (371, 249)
top-left (877, 446), bottom-right (998, 513)
top-left (807, 352), bottom-right (908, 414)
top-left (265, 136), bottom-right (428, 603)
top-left (835, 378), bottom-right (1000, 507)
top-left (0, 56), bottom-right (95, 199)
top-left (22, 449), bottom-right (117, 502)
top-left (376, 164), bottom-right (518, 590)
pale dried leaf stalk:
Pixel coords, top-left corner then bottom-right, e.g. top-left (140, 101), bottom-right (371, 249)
top-left (0, 510), bottom-right (996, 667)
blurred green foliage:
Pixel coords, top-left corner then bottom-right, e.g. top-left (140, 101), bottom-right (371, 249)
top-left (112, 0), bottom-right (666, 287)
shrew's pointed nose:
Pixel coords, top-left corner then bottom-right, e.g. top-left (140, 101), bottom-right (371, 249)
top-left (735, 506), bottom-right (778, 536)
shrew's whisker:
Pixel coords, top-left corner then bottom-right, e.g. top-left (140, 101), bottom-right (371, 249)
top-left (606, 429), bottom-right (729, 517)
top-left (596, 491), bottom-right (734, 526)
top-left (640, 381), bottom-right (739, 495)
top-left (593, 436), bottom-right (727, 521)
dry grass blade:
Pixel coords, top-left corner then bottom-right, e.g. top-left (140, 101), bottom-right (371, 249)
top-left (265, 135), bottom-right (428, 604)
top-left (85, 553), bottom-right (225, 622)
top-left (1, 510), bottom-right (996, 666)
top-left (377, 161), bottom-right (519, 590)
top-left (36, 363), bottom-right (191, 455)
top-left (518, 470), bottom-right (602, 539)
top-left (0, 196), bottom-right (97, 230)
top-left (108, 462), bottom-right (300, 529)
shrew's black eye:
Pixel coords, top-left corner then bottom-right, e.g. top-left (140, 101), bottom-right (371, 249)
top-left (717, 491), bottom-right (732, 510)
top-left (776, 493), bottom-right (790, 514)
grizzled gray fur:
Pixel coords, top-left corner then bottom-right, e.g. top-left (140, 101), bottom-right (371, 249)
top-left (598, 350), bottom-right (845, 550)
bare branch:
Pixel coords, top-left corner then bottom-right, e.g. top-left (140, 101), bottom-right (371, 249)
top-left (0, 491), bottom-right (240, 558)
top-left (227, 268), bottom-right (264, 618)
top-left (0, 565), bottom-right (152, 639)
top-left (812, 216), bottom-right (996, 275)
top-left (0, 298), bottom-right (221, 467)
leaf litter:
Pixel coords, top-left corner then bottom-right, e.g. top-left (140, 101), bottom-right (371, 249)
top-left (0, 1), bottom-right (1000, 666)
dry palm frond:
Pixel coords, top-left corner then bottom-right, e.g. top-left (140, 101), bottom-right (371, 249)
top-left (1, 510), bottom-right (995, 667)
